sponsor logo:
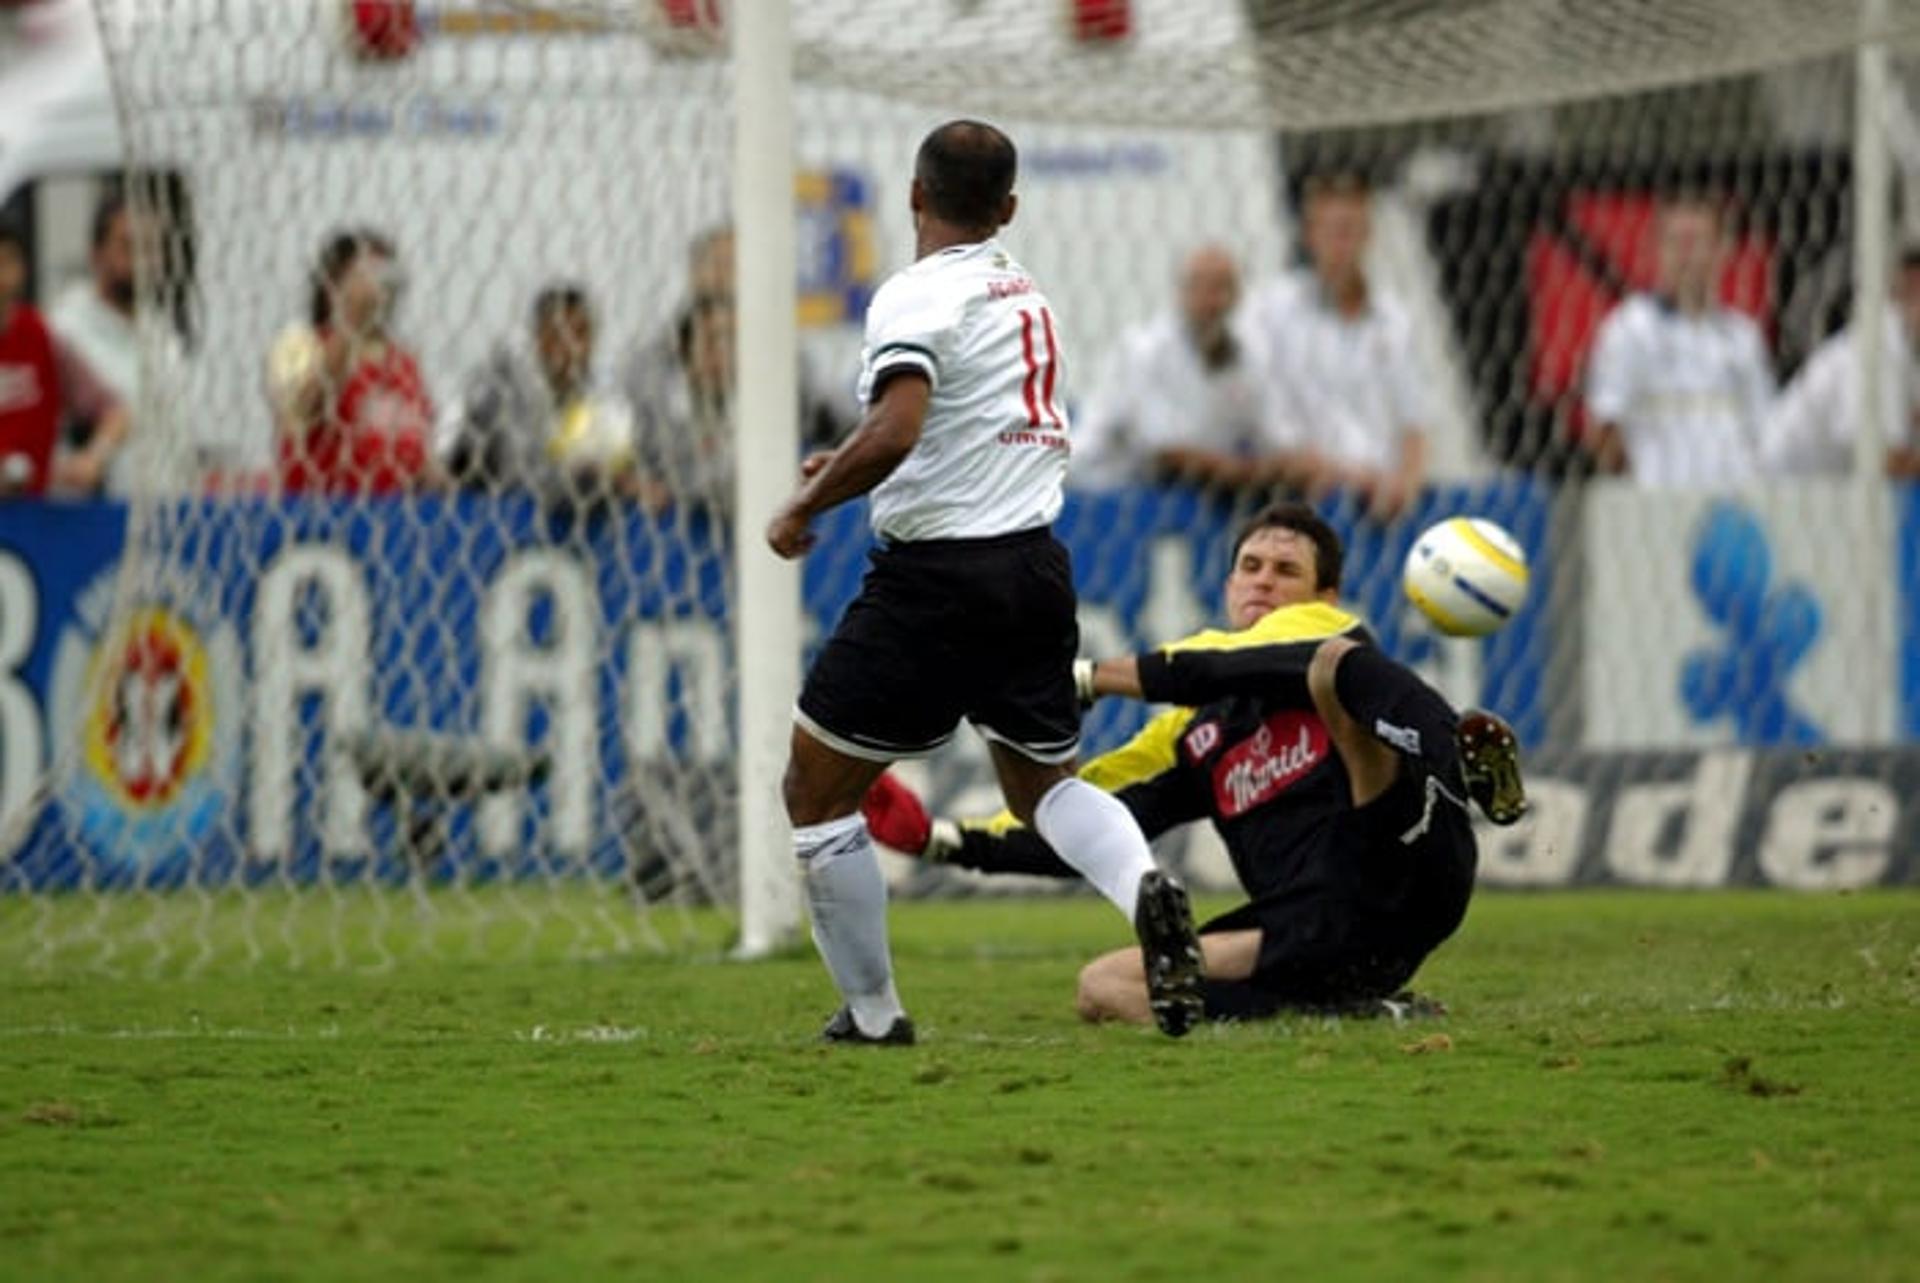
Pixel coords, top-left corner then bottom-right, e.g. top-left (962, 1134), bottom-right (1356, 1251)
top-left (1374, 717), bottom-right (1421, 756)
top-left (1682, 502), bottom-right (1824, 744)
top-left (1182, 719), bottom-right (1221, 759)
top-left (1210, 711), bottom-right (1328, 817)
top-left (50, 565), bottom-right (243, 877)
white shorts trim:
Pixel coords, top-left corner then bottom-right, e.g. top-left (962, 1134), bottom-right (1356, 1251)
top-left (972, 721), bottom-right (1080, 766)
top-left (792, 705), bottom-right (955, 763)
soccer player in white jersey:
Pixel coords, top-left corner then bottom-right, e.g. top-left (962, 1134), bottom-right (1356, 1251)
top-left (1584, 191), bottom-right (1776, 488)
top-left (1761, 245), bottom-right (1920, 478)
top-left (765, 121), bottom-right (1205, 1043)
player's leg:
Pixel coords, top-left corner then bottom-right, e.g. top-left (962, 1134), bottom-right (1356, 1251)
top-left (970, 529), bottom-right (1203, 1036)
top-left (783, 727), bottom-right (910, 1044)
top-left (786, 549), bottom-right (966, 1044)
top-left (1306, 636), bottom-right (1529, 824)
top-left (1074, 930), bottom-right (1261, 1024)
top-left (988, 743), bottom-right (1203, 1037)
top-left (987, 745), bottom-right (1152, 913)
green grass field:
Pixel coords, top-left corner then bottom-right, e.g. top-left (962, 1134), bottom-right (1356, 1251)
top-left (2, 889), bottom-right (1916, 1282)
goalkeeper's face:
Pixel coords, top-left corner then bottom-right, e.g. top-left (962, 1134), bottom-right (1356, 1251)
top-left (1224, 528), bottom-right (1332, 629)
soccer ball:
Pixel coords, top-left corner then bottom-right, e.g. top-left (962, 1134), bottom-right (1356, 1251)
top-left (1402, 517), bottom-right (1530, 637)
top-left (546, 396), bottom-right (636, 473)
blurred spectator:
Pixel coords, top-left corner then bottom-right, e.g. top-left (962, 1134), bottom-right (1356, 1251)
top-left (1761, 246), bottom-right (1920, 478)
top-left (1584, 191), bottom-right (1774, 488)
top-left (621, 225), bottom-right (849, 513)
top-left (1073, 245), bottom-right (1318, 493)
top-left (438, 283), bottom-right (641, 501)
top-left (1246, 173), bottom-right (1429, 522)
top-left (47, 191), bottom-right (176, 497)
top-left (0, 222), bottom-right (126, 498)
top-left (268, 229), bottom-right (438, 496)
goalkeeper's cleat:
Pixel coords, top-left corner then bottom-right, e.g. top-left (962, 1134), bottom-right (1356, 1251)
top-left (820, 1007), bottom-right (917, 1047)
top-left (860, 771), bottom-right (932, 856)
top-left (1457, 709), bottom-right (1527, 827)
top-left (1133, 870), bottom-right (1205, 1039)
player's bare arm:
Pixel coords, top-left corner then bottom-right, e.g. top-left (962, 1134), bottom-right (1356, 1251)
top-left (765, 373), bottom-right (930, 559)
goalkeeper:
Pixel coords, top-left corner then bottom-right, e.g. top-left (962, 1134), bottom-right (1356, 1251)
top-left (864, 502), bottom-right (1526, 1022)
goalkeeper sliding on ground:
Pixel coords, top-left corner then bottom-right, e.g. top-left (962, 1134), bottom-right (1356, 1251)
top-left (864, 502), bottom-right (1527, 1023)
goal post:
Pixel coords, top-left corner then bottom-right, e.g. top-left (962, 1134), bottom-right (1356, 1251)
top-left (732, 0), bottom-right (803, 959)
top-left (6, 0), bottom-right (1920, 974)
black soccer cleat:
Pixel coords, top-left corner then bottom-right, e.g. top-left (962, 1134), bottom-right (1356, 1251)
top-left (1457, 709), bottom-right (1527, 827)
top-left (1133, 870), bottom-right (1205, 1039)
top-left (820, 1006), bottom-right (917, 1047)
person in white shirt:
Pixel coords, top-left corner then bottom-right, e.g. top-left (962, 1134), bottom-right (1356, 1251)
top-left (1584, 192), bottom-right (1776, 488)
top-left (1246, 173), bottom-right (1429, 522)
top-left (1761, 247), bottom-right (1920, 479)
top-left (1074, 245), bottom-right (1316, 493)
top-left (766, 121), bottom-right (1203, 1044)
top-left (47, 192), bottom-right (148, 497)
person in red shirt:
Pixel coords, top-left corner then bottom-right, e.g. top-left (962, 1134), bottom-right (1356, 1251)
top-left (271, 229), bottom-right (438, 496)
top-left (0, 223), bottom-right (127, 499)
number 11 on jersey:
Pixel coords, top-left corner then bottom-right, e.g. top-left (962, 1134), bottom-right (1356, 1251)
top-left (1018, 307), bottom-right (1064, 430)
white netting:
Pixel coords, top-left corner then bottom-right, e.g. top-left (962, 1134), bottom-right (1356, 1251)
top-left (4, 0), bottom-right (1917, 972)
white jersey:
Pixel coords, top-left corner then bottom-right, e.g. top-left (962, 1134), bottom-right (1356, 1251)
top-left (1244, 271), bottom-right (1430, 474)
top-left (1071, 310), bottom-right (1274, 490)
top-left (1760, 310), bottom-right (1917, 475)
top-left (858, 239), bottom-right (1069, 542)
top-left (1585, 293), bottom-right (1775, 490)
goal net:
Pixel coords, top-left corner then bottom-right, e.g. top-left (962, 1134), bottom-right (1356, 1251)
top-left (3, 0), bottom-right (1917, 972)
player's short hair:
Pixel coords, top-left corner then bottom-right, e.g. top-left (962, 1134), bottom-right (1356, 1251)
top-left (91, 189), bottom-right (128, 252)
top-left (1230, 502), bottom-right (1344, 593)
top-left (533, 282), bottom-right (592, 328)
top-left (0, 221), bottom-right (25, 256)
top-left (914, 121), bottom-right (1017, 231)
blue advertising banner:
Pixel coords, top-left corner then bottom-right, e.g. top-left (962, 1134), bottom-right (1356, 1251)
top-left (0, 482), bottom-right (1549, 891)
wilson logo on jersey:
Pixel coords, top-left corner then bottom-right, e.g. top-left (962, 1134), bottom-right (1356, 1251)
top-left (1182, 720), bottom-right (1222, 758)
top-left (1210, 711), bottom-right (1329, 817)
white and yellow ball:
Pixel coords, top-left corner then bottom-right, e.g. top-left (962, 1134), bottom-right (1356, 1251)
top-left (1402, 517), bottom-right (1530, 637)
top-left (546, 396), bottom-right (636, 473)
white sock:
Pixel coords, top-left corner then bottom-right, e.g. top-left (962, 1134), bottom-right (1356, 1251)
top-left (794, 814), bottom-right (904, 1037)
top-left (1032, 777), bottom-right (1157, 916)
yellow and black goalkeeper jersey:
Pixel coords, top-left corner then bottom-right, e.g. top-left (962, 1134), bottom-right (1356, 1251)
top-left (952, 602), bottom-right (1376, 902)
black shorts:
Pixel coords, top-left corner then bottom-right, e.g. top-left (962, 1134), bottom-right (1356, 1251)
top-left (796, 526), bottom-right (1081, 764)
top-left (1198, 758), bottom-right (1478, 1019)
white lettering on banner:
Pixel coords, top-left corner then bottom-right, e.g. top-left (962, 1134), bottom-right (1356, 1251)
top-left (628, 620), bottom-right (726, 762)
top-left (250, 546), bottom-right (371, 858)
top-left (1605, 750), bottom-right (1751, 886)
top-left (480, 551), bottom-right (596, 858)
top-left (0, 552), bottom-right (42, 856)
top-left (1475, 780), bottom-right (1588, 886)
top-left (1758, 778), bottom-right (1896, 889)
